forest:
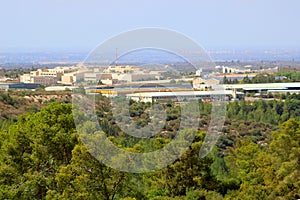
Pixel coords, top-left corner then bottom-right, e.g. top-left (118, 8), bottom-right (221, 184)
top-left (0, 93), bottom-right (299, 199)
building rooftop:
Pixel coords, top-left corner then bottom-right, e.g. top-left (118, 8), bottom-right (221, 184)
top-left (223, 82), bottom-right (300, 89)
top-left (127, 90), bottom-right (238, 98)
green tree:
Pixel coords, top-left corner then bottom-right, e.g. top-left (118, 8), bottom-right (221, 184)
top-left (0, 103), bottom-right (78, 199)
top-left (47, 144), bottom-right (132, 200)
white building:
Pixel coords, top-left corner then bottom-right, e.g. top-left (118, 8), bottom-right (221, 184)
top-left (127, 90), bottom-right (240, 103)
top-left (20, 66), bottom-right (78, 86)
top-left (222, 66), bottom-right (251, 74)
top-left (195, 68), bottom-right (202, 77)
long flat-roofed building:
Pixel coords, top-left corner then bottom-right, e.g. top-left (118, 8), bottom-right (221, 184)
top-left (126, 90), bottom-right (243, 103)
top-left (223, 82), bottom-right (300, 93)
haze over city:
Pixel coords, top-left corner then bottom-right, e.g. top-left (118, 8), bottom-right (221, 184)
top-left (1, 0), bottom-right (300, 51)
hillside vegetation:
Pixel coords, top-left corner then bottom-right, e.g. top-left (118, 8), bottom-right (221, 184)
top-left (0, 93), bottom-right (299, 199)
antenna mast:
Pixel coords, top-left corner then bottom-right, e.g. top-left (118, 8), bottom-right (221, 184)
top-left (115, 48), bottom-right (118, 66)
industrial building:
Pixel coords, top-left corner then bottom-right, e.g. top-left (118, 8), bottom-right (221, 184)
top-left (223, 82), bottom-right (300, 94)
top-left (127, 90), bottom-right (243, 103)
top-left (0, 83), bottom-right (41, 90)
top-left (85, 82), bottom-right (300, 102)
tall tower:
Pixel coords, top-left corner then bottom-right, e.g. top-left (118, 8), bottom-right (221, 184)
top-left (115, 48), bottom-right (118, 67)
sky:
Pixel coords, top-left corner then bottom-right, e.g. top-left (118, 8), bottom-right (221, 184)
top-left (1, 0), bottom-right (300, 51)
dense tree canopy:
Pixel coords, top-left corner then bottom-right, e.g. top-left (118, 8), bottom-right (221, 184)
top-left (0, 96), bottom-right (299, 199)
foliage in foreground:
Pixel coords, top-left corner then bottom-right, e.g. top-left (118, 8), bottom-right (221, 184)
top-left (0, 102), bottom-right (299, 199)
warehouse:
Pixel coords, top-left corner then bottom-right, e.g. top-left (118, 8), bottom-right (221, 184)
top-left (126, 90), bottom-right (243, 103)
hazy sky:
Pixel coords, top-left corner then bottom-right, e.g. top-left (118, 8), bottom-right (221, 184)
top-left (1, 0), bottom-right (300, 51)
